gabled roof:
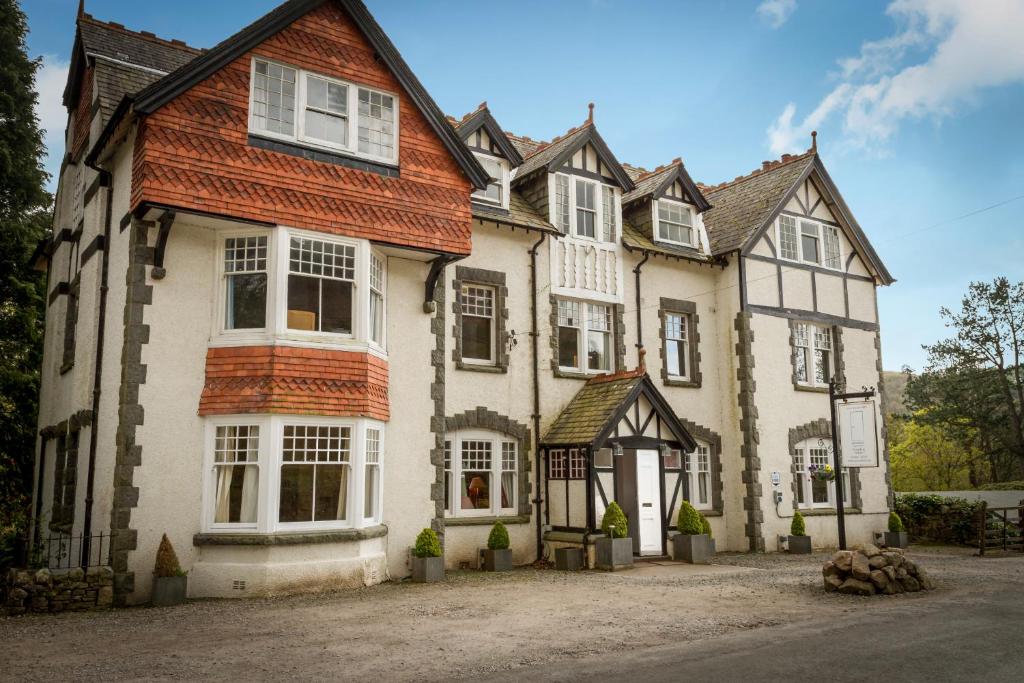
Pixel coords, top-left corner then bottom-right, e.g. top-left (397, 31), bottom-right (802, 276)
top-left (702, 150), bottom-right (894, 284)
top-left (92, 0), bottom-right (489, 190)
top-left (541, 370), bottom-right (696, 450)
top-left (622, 160), bottom-right (711, 212)
top-left (511, 123), bottom-right (636, 192)
top-left (702, 151), bottom-right (815, 255)
top-left (471, 192), bottom-right (558, 234)
top-left (65, 13), bottom-right (200, 107)
top-left (621, 221), bottom-right (715, 264)
top-left (453, 104), bottom-right (524, 167)
top-left (93, 58), bottom-right (164, 126)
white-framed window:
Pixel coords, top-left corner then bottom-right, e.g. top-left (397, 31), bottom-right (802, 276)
top-left (793, 322), bottom-right (832, 388)
top-left (685, 442), bottom-right (712, 510)
top-left (547, 448), bottom-right (586, 480)
top-left (443, 430), bottom-right (517, 518)
top-left (557, 298), bottom-right (612, 374)
top-left (793, 438), bottom-right (849, 509)
top-left (472, 153), bottom-right (509, 209)
top-left (777, 215), bottom-right (842, 269)
top-left (249, 57), bottom-right (399, 164)
top-left (460, 284), bottom-right (495, 365)
top-left (553, 172), bottom-right (618, 242)
top-left (656, 199), bottom-right (695, 246)
top-left (223, 236), bottom-right (269, 330)
top-left (664, 312), bottom-right (690, 380)
top-left (214, 228), bottom-right (386, 353)
top-left (203, 415), bottom-right (385, 533)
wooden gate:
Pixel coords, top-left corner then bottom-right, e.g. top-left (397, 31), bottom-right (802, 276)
top-left (977, 501), bottom-right (1024, 555)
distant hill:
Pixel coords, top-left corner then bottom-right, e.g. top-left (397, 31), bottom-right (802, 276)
top-left (881, 370), bottom-right (910, 418)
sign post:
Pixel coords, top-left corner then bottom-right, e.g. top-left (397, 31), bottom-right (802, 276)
top-left (828, 380), bottom-right (878, 550)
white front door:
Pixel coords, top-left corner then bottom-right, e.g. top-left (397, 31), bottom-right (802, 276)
top-left (636, 449), bottom-right (663, 555)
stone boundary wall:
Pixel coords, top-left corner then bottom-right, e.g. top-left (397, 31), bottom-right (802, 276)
top-left (4, 566), bottom-right (114, 615)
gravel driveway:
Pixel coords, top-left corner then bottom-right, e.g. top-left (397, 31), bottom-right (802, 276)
top-left (1, 546), bottom-right (1021, 682)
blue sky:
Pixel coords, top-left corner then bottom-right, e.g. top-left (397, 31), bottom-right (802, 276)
top-left (22, 0), bottom-right (1024, 372)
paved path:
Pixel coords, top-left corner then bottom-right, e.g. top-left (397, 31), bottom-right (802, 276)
top-left (491, 583), bottom-right (1024, 682)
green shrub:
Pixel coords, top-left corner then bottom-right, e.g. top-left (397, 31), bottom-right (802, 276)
top-left (700, 514), bottom-right (713, 539)
top-left (676, 501), bottom-right (704, 535)
top-left (790, 510), bottom-right (806, 537)
top-left (413, 528), bottom-right (442, 558)
top-left (153, 534), bottom-right (186, 578)
top-left (601, 502), bottom-right (629, 538)
top-left (895, 493), bottom-right (983, 545)
top-left (888, 511), bottom-right (905, 533)
top-left (487, 522), bottom-right (510, 550)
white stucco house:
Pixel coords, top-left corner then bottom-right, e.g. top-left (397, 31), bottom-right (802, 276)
top-left (32, 0), bottom-right (895, 604)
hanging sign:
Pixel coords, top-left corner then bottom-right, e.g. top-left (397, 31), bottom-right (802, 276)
top-left (837, 399), bottom-right (879, 468)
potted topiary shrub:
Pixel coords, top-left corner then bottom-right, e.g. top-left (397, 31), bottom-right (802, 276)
top-left (151, 534), bottom-right (187, 607)
top-left (788, 510), bottom-right (812, 554)
top-left (701, 514), bottom-right (716, 556)
top-left (482, 522), bottom-right (512, 571)
top-left (411, 528), bottom-right (444, 582)
top-left (673, 501), bottom-right (710, 564)
top-left (884, 511), bottom-right (909, 549)
top-left (596, 502), bottom-right (633, 570)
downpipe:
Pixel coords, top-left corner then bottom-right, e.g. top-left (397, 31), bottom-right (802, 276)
top-left (529, 232), bottom-right (547, 562)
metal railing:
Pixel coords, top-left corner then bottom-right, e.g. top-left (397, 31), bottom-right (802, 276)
top-left (977, 501), bottom-right (1024, 555)
top-left (13, 532), bottom-right (112, 570)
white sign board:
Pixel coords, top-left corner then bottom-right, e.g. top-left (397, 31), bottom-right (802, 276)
top-left (837, 399), bottom-right (879, 468)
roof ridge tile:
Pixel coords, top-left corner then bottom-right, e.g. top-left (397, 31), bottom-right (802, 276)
top-left (80, 13), bottom-right (202, 54)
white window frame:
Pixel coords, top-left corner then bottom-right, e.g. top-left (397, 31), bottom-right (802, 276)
top-left (776, 215), bottom-right (842, 270)
top-left (792, 438), bottom-right (849, 510)
top-left (552, 172), bottom-right (619, 244)
top-left (443, 429), bottom-right (518, 518)
top-left (460, 284), bottom-right (497, 366)
top-left (212, 227), bottom-right (387, 357)
top-left (471, 152), bottom-right (510, 210)
top-left (556, 297), bottom-right (613, 375)
top-left (202, 414), bottom-right (385, 533)
top-left (663, 311), bottom-right (690, 381)
top-left (654, 198), bottom-right (696, 247)
top-left (363, 426), bottom-right (383, 524)
top-left (685, 442), bottom-right (712, 511)
top-left (248, 57), bottom-right (400, 165)
top-left (793, 322), bottom-right (833, 388)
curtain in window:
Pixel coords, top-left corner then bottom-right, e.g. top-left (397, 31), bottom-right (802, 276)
top-left (214, 466), bottom-right (258, 524)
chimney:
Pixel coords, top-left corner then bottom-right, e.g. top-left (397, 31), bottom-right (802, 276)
top-left (587, 102), bottom-right (594, 124)
top-left (782, 154), bottom-right (792, 162)
top-left (811, 130), bottom-right (818, 152)
top-left (762, 161), bottom-right (772, 171)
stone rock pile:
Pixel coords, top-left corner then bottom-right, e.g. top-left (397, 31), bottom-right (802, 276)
top-left (822, 544), bottom-right (934, 596)
top-left (4, 566), bottom-right (114, 615)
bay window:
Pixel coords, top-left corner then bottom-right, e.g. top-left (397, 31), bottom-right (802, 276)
top-left (778, 215), bottom-right (842, 269)
top-left (552, 173), bottom-right (618, 242)
top-left (656, 199), bottom-right (695, 246)
top-left (204, 416), bottom-right (384, 533)
top-left (443, 431), bottom-right (517, 517)
top-left (793, 438), bottom-right (849, 509)
top-left (557, 298), bottom-right (613, 374)
top-left (249, 57), bottom-right (398, 164)
top-left (216, 229), bottom-right (386, 351)
top-left (793, 322), bottom-right (832, 388)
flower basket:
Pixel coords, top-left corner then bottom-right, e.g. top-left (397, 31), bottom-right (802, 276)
top-left (808, 464), bottom-right (836, 482)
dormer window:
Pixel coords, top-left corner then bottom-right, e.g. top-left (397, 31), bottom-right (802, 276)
top-left (656, 199), bottom-right (695, 246)
top-left (472, 153), bottom-right (509, 209)
top-left (553, 173), bottom-right (618, 242)
top-left (249, 57), bottom-right (398, 165)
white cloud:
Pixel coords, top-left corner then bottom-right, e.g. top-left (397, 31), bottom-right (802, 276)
top-left (767, 0), bottom-right (1024, 155)
top-left (34, 54), bottom-right (70, 183)
top-left (757, 0), bottom-right (797, 29)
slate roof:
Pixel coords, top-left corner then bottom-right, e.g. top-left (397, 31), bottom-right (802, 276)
top-left (92, 58), bottom-right (165, 126)
top-left (621, 221), bottom-right (713, 263)
top-left (701, 151), bottom-right (815, 255)
top-left (542, 370), bottom-right (646, 445)
top-left (622, 165), bottom-right (675, 204)
top-left (78, 14), bottom-right (200, 74)
top-left (511, 125), bottom-right (592, 182)
top-left (472, 194), bottom-right (557, 234)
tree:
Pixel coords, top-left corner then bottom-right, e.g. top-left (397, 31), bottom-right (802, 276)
top-left (0, 0), bottom-right (51, 536)
top-left (906, 278), bottom-right (1024, 482)
top-left (889, 414), bottom-right (979, 491)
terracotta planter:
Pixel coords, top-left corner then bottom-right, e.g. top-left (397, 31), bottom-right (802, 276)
top-left (411, 556), bottom-right (444, 582)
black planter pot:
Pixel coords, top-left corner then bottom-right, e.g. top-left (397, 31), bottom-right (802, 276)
top-left (151, 575), bottom-right (187, 607)
top-left (673, 534), bottom-right (711, 564)
top-left (788, 535), bottom-right (812, 554)
top-left (595, 537), bottom-right (633, 571)
top-left (412, 556), bottom-right (444, 582)
top-left (884, 531), bottom-right (909, 549)
top-left (482, 548), bottom-right (512, 571)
